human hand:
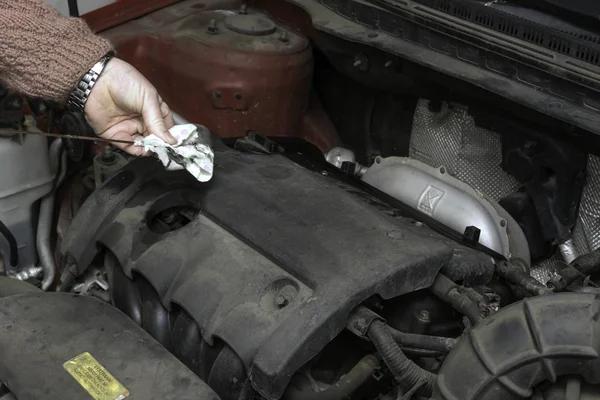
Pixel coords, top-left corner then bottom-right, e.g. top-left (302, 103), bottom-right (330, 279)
top-left (84, 58), bottom-right (176, 156)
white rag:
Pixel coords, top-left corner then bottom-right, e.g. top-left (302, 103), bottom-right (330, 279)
top-left (135, 124), bottom-right (214, 182)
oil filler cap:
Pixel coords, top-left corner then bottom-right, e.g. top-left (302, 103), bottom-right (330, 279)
top-left (224, 14), bottom-right (276, 36)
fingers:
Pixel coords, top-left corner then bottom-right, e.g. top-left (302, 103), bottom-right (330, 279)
top-left (106, 135), bottom-right (145, 156)
top-left (85, 58), bottom-right (177, 148)
top-left (99, 120), bottom-right (146, 156)
top-left (132, 134), bottom-right (151, 156)
top-left (142, 92), bottom-right (176, 145)
top-left (161, 99), bottom-right (175, 130)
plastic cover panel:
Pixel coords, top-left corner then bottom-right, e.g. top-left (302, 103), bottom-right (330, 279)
top-left (0, 292), bottom-right (218, 400)
top-left (62, 146), bottom-right (453, 400)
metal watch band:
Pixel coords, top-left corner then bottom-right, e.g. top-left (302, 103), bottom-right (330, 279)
top-left (67, 51), bottom-right (115, 113)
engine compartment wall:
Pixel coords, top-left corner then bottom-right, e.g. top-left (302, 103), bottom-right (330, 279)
top-left (100, 0), bottom-right (342, 154)
top-left (61, 143), bottom-right (454, 399)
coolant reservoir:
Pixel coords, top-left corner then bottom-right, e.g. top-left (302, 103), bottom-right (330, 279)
top-left (0, 130), bottom-right (54, 271)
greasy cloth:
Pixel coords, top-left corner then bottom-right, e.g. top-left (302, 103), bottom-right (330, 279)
top-left (0, 0), bottom-right (113, 102)
top-left (136, 124), bottom-right (214, 182)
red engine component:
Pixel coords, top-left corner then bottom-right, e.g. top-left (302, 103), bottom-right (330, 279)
top-left (102, 0), bottom-right (341, 153)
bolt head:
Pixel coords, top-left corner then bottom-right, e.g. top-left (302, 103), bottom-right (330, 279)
top-left (279, 30), bottom-right (289, 43)
top-left (275, 294), bottom-right (289, 308)
top-left (207, 19), bottom-right (218, 34)
top-left (417, 310), bottom-right (431, 322)
top-left (101, 146), bottom-right (117, 164)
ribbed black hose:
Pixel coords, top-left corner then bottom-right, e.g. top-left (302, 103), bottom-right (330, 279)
top-left (284, 355), bottom-right (379, 400)
top-left (496, 261), bottom-right (553, 296)
top-left (0, 220), bottom-right (18, 267)
top-left (368, 320), bottom-right (436, 397)
top-left (550, 248), bottom-right (600, 291)
top-left (430, 274), bottom-right (483, 325)
top-left (388, 327), bottom-right (457, 353)
top-left (68, 0), bottom-right (79, 17)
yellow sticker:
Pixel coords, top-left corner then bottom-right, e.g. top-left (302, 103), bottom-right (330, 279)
top-left (63, 352), bottom-right (130, 400)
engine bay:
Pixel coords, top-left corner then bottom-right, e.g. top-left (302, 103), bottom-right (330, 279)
top-left (3, 0), bottom-right (600, 399)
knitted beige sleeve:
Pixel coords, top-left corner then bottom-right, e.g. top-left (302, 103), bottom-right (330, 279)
top-left (0, 0), bottom-right (114, 102)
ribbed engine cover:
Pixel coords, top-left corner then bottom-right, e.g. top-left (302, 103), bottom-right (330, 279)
top-left (61, 143), bottom-right (453, 400)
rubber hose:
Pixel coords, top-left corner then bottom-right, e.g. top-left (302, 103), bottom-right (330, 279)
top-left (283, 355), bottom-right (380, 400)
top-left (0, 220), bottom-right (18, 267)
top-left (496, 260), bottom-right (553, 296)
top-left (401, 348), bottom-right (445, 358)
top-left (551, 248), bottom-right (600, 290)
top-left (368, 320), bottom-right (436, 396)
top-left (434, 293), bottom-right (600, 399)
top-left (388, 327), bottom-right (457, 353)
top-left (430, 274), bottom-right (482, 325)
top-left (427, 321), bottom-right (464, 336)
top-left (38, 139), bottom-right (66, 291)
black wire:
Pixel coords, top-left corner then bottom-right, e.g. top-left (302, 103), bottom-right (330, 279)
top-left (67, 0), bottom-right (80, 17)
top-left (0, 220), bottom-right (18, 267)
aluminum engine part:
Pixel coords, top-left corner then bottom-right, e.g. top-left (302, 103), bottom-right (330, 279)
top-left (361, 156), bottom-right (530, 263)
top-left (0, 128), bottom-right (54, 272)
top-left (410, 100), bottom-right (520, 202)
top-left (38, 139), bottom-right (67, 291)
top-left (325, 147), bottom-right (367, 176)
top-left (558, 239), bottom-right (578, 264)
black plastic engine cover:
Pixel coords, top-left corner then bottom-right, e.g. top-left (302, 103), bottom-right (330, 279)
top-left (62, 145), bottom-right (453, 399)
top-left (0, 292), bottom-right (219, 400)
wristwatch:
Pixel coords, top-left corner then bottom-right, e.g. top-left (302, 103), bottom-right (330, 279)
top-left (67, 51), bottom-right (115, 113)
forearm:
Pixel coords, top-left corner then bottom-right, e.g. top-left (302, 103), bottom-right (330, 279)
top-left (0, 0), bottom-right (113, 102)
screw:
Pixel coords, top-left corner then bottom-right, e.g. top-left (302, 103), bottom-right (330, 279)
top-left (207, 19), bottom-right (218, 34)
top-left (101, 146), bottom-right (116, 165)
top-left (353, 59), bottom-right (363, 68)
top-left (523, 141), bottom-right (537, 155)
top-left (275, 285), bottom-right (296, 309)
top-left (384, 60), bottom-right (393, 68)
top-left (240, 4), bottom-right (248, 14)
top-left (279, 30), bottom-right (289, 43)
top-left (417, 310), bottom-right (431, 323)
top-left (275, 294), bottom-right (289, 308)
